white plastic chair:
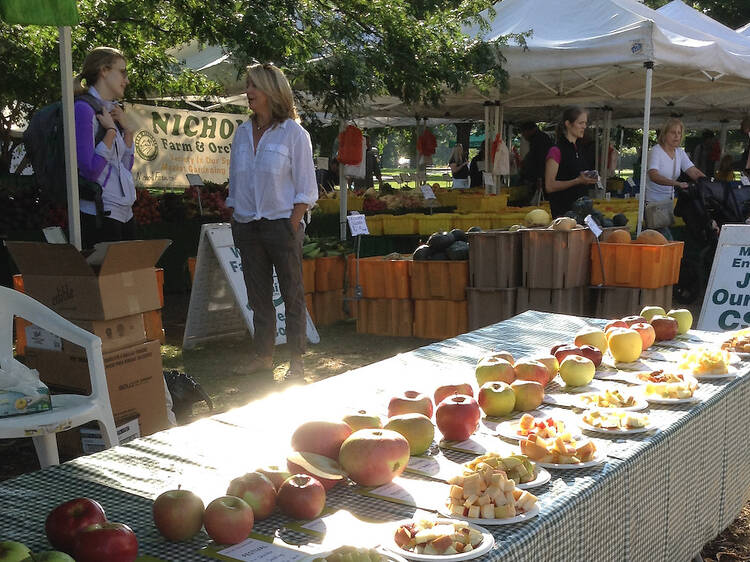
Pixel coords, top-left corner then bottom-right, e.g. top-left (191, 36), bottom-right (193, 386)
top-left (0, 286), bottom-right (117, 468)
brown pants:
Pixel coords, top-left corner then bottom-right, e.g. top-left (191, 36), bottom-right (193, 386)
top-left (231, 218), bottom-right (306, 359)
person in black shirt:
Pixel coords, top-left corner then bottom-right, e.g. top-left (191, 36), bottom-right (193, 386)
top-left (544, 106), bottom-right (599, 218)
top-left (520, 121), bottom-right (553, 193)
top-left (738, 116), bottom-right (750, 175)
top-left (449, 143), bottom-right (470, 188)
top-left (469, 145), bottom-right (485, 188)
top-left (316, 157), bottom-right (339, 194)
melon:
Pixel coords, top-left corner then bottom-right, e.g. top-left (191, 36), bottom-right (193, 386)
top-left (634, 229), bottom-right (668, 245)
top-left (603, 229), bottom-right (631, 244)
top-left (524, 208), bottom-right (551, 228)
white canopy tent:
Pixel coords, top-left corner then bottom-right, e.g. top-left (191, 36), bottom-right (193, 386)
top-left (738, 23), bottom-right (750, 37)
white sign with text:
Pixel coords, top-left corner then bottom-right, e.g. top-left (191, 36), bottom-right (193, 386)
top-left (346, 213), bottom-right (369, 236)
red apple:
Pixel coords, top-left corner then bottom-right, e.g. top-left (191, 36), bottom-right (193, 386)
top-left (490, 350), bottom-right (515, 364)
top-left (513, 358), bottom-right (550, 386)
top-left (650, 315), bottom-right (679, 341)
top-left (45, 498), bottom-right (107, 554)
top-left (621, 315), bottom-right (647, 327)
top-left (152, 489), bottom-right (204, 542)
top-left (553, 344), bottom-right (583, 364)
top-left (433, 383), bottom-right (474, 406)
top-left (338, 429), bottom-right (411, 486)
top-left (388, 390), bottom-right (433, 418)
top-left (290, 420), bottom-right (352, 460)
top-left (286, 451), bottom-right (346, 491)
top-left (203, 496), bottom-right (254, 545)
top-left (631, 322), bottom-right (656, 350)
top-left (72, 522), bottom-right (138, 562)
top-left (577, 344), bottom-right (603, 367)
top-left (435, 395), bottom-right (481, 441)
top-left (256, 465), bottom-right (292, 492)
top-left (277, 474), bottom-right (326, 520)
top-left (226, 472), bottom-right (276, 520)
top-left (549, 343), bottom-right (568, 356)
top-left (605, 319), bottom-right (628, 332)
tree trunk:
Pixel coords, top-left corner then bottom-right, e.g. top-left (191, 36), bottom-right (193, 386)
top-left (455, 122), bottom-right (471, 153)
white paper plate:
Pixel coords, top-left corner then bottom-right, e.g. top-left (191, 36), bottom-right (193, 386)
top-left (303, 548), bottom-right (408, 562)
top-left (692, 365), bottom-right (740, 379)
top-left (535, 452), bottom-right (606, 470)
top-left (644, 394), bottom-right (701, 405)
top-left (579, 419), bottom-right (658, 435)
top-left (575, 393), bottom-right (648, 412)
top-left (437, 503), bottom-right (540, 527)
top-left (516, 466), bottom-right (551, 489)
top-left (385, 519), bottom-right (494, 561)
top-left (496, 419), bottom-right (582, 443)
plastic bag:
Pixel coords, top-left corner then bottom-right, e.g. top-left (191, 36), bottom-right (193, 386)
top-left (0, 358), bottom-right (45, 398)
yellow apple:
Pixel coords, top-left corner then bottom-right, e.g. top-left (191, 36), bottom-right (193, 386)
top-left (533, 354), bottom-right (560, 378)
top-left (384, 413), bottom-right (435, 456)
top-left (475, 355), bottom-right (515, 386)
top-left (667, 309), bottom-right (693, 334)
top-left (607, 328), bottom-right (643, 363)
top-left (510, 380), bottom-right (544, 411)
top-left (558, 355), bottom-right (595, 387)
top-left (574, 327), bottom-right (608, 353)
top-left (640, 306), bottom-right (666, 322)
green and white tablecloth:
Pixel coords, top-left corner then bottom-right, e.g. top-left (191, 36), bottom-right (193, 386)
top-left (1, 311), bottom-right (749, 561)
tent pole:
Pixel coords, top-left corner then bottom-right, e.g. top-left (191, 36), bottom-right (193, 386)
top-left (338, 121), bottom-right (347, 241)
top-left (59, 26), bottom-right (81, 249)
top-left (637, 62), bottom-right (654, 236)
top-left (719, 120), bottom-right (729, 157)
top-left (484, 103), bottom-right (490, 194)
top-left (602, 109), bottom-right (612, 187)
top-left (594, 117), bottom-right (600, 176)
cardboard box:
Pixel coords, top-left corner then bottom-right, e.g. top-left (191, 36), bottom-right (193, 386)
top-left (25, 313), bottom-right (148, 355)
top-left (5, 240), bottom-right (170, 320)
top-left (0, 386), bottom-right (51, 418)
top-left (56, 416), bottom-right (140, 459)
top-left (23, 340), bottom-right (168, 436)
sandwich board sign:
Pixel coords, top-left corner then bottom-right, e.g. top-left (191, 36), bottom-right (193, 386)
top-left (183, 223), bottom-right (319, 349)
top-left (698, 224), bottom-right (750, 332)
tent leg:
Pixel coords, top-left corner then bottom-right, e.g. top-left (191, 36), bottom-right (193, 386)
top-left (637, 62), bottom-right (654, 237)
top-left (338, 121), bottom-right (347, 241)
top-left (59, 26), bottom-right (81, 250)
top-left (719, 121), bottom-right (729, 157)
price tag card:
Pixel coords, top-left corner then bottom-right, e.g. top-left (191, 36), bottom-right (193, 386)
top-left (405, 453), bottom-right (463, 481)
top-left (741, 175), bottom-right (750, 186)
top-left (420, 184), bottom-right (436, 199)
top-left (215, 533), bottom-right (308, 561)
top-left (438, 432), bottom-right (506, 455)
top-left (482, 172), bottom-right (495, 187)
top-left (347, 213), bottom-right (369, 236)
top-left (584, 215), bottom-right (603, 238)
top-left (359, 476), bottom-right (449, 511)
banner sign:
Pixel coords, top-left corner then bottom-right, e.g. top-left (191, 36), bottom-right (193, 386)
top-left (126, 103), bottom-right (248, 188)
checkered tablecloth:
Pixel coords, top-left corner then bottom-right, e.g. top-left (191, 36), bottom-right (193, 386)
top-left (1, 310), bottom-right (748, 561)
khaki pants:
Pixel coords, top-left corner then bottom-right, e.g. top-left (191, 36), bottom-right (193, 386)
top-left (231, 218), bottom-right (306, 359)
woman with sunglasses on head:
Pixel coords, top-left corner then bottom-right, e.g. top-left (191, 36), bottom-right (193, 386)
top-left (74, 46), bottom-right (136, 249)
top-left (227, 63), bottom-right (318, 379)
top-left (544, 105), bottom-right (599, 218)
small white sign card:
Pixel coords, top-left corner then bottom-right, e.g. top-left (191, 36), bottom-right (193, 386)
top-left (347, 212), bottom-right (369, 236)
top-left (584, 214), bottom-right (603, 238)
top-left (420, 184), bottom-right (436, 199)
top-left (482, 172), bottom-right (495, 187)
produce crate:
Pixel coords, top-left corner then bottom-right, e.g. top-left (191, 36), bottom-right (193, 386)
top-left (590, 285), bottom-right (673, 319)
top-left (143, 310), bottom-right (165, 344)
top-left (590, 241), bottom-right (683, 289)
top-left (347, 196), bottom-right (364, 212)
top-left (435, 191), bottom-right (459, 207)
top-left (188, 257), bottom-right (197, 284)
top-left (315, 256), bottom-right (346, 291)
top-left (413, 299), bottom-right (468, 340)
top-left (453, 214), bottom-right (494, 232)
top-left (12, 274), bottom-right (29, 355)
top-left (156, 268), bottom-right (164, 308)
top-left (306, 294), bottom-right (314, 323)
top-left (316, 198), bottom-right (339, 214)
top-left (467, 287), bottom-right (517, 331)
top-left (457, 194), bottom-right (484, 213)
top-left (468, 230), bottom-right (522, 289)
top-left (410, 261), bottom-right (468, 301)
top-left (479, 194), bottom-right (509, 212)
top-left (313, 290), bottom-right (346, 326)
top-left (416, 213), bottom-right (455, 235)
top-left (348, 255), bottom-right (411, 299)
top-left (491, 213), bottom-right (527, 229)
top-left (382, 214), bottom-right (418, 235)
top-left (516, 287), bottom-right (588, 317)
top-left (356, 298), bottom-right (413, 337)
top-left (302, 258), bottom-right (316, 294)
top-left (522, 228), bottom-right (594, 289)
top-left (366, 215), bottom-right (384, 236)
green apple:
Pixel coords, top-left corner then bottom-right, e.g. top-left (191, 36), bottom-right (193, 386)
top-left (384, 413), bottom-right (435, 455)
top-left (0, 541), bottom-right (31, 562)
top-left (667, 309), bottom-right (693, 335)
top-left (640, 306), bottom-right (666, 322)
top-left (342, 410), bottom-right (382, 431)
top-left (558, 355), bottom-right (595, 387)
top-left (475, 355), bottom-right (515, 386)
top-left (477, 381), bottom-right (516, 417)
top-left (32, 552), bottom-right (75, 562)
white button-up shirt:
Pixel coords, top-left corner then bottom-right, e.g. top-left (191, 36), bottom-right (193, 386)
top-left (227, 118), bottom-right (318, 223)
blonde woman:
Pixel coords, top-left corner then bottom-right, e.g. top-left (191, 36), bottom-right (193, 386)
top-left (646, 117), bottom-right (705, 238)
top-left (227, 63), bottom-right (318, 379)
top-left (449, 143), bottom-right (469, 188)
top-left (73, 47), bottom-right (136, 248)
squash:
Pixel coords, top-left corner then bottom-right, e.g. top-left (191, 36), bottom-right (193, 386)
top-left (550, 217), bottom-right (577, 231)
top-left (634, 229), bottom-right (668, 245)
top-left (603, 229), bottom-right (631, 244)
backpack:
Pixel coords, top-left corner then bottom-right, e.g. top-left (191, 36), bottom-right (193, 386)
top-left (23, 94), bottom-right (107, 206)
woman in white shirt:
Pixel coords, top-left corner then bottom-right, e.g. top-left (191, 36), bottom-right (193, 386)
top-left (646, 117), bottom-right (705, 238)
top-left (227, 63), bottom-right (318, 379)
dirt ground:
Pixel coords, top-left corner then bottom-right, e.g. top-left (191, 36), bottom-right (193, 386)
top-left (2, 292), bottom-right (749, 560)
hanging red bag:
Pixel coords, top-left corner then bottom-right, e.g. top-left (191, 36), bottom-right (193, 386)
top-left (337, 125), bottom-right (364, 165)
top-left (417, 129), bottom-right (437, 156)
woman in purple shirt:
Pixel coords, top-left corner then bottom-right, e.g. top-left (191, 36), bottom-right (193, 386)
top-left (73, 47), bottom-right (137, 248)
